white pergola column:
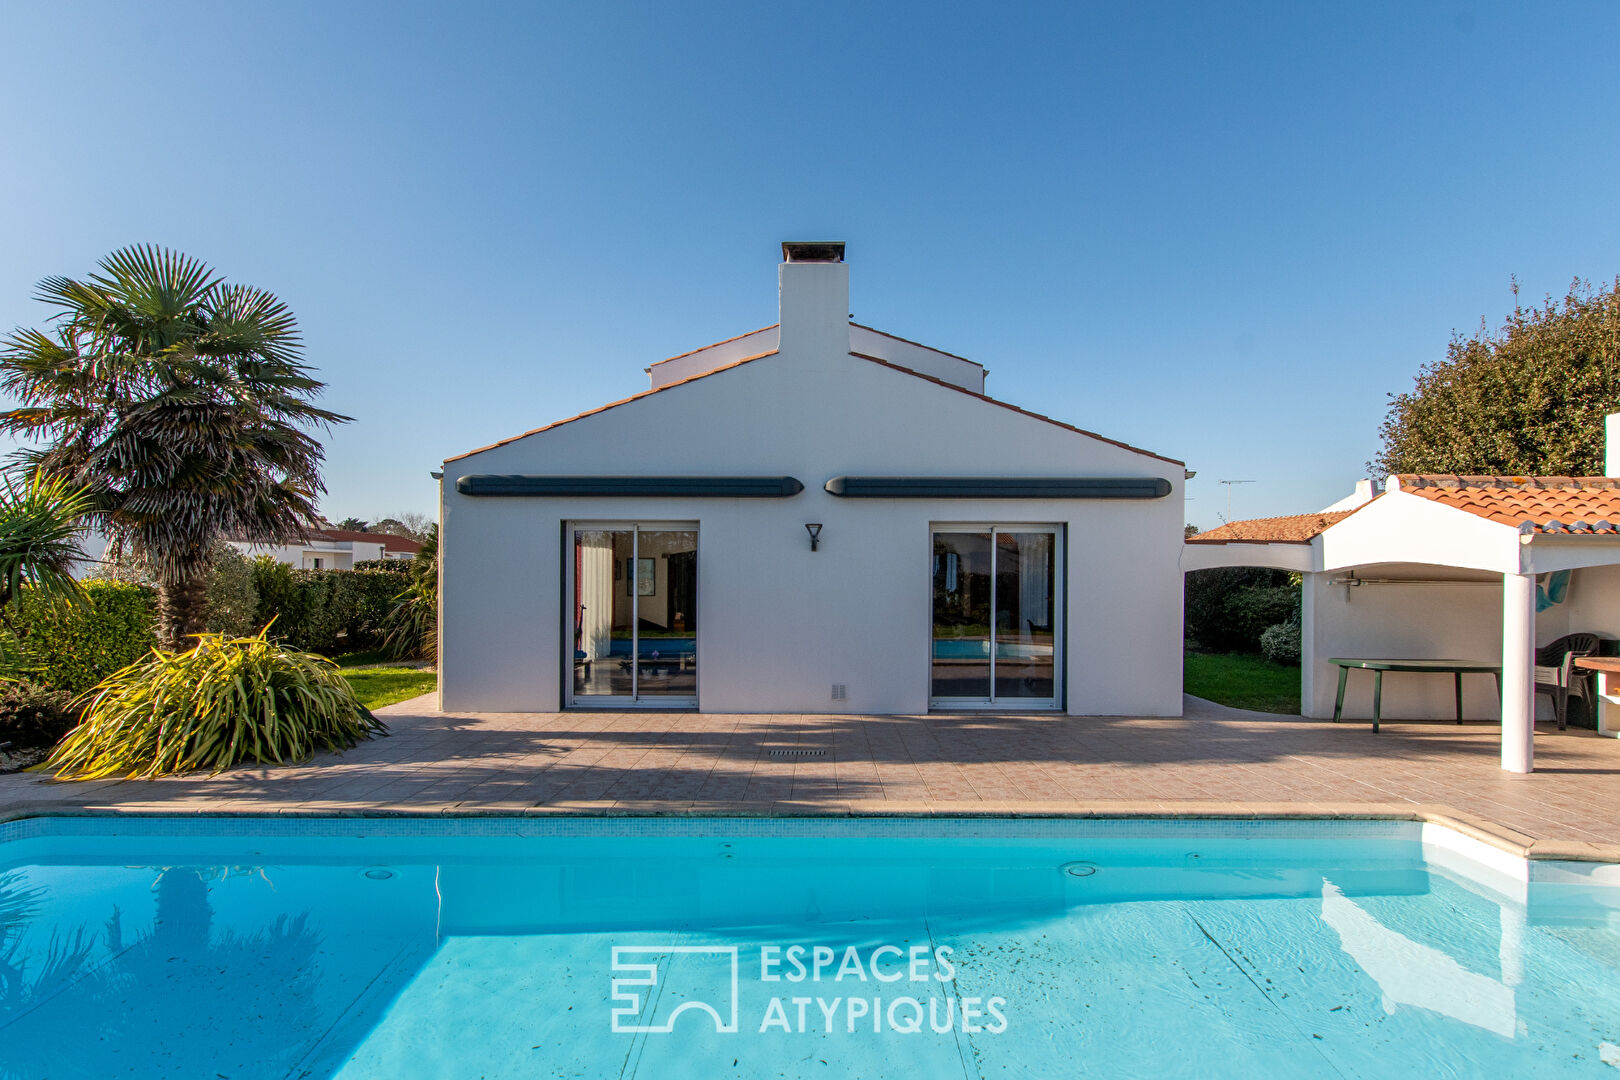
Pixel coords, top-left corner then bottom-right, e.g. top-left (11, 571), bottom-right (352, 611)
top-left (1501, 572), bottom-right (1536, 773)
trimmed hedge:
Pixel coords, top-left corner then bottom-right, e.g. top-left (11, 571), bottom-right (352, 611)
top-left (249, 560), bottom-right (402, 654)
top-left (353, 558), bottom-right (412, 574)
top-left (12, 580), bottom-right (159, 694)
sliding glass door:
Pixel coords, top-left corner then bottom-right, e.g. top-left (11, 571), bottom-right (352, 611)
top-left (569, 523), bottom-right (697, 707)
top-left (931, 525), bottom-right (1060, 709)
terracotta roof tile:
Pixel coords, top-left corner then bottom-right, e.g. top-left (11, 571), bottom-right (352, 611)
top-left (316, 529), bottom-right (422, 553)
top-left (1396, 475), bottom-right (1620, 534)
top-left (1185, 511), bottom-right (1355, 545)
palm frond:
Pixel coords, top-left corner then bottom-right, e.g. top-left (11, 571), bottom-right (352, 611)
top-left (0, 246), bottom-right (349, 645)
top-left (0, 473), bottom-right (92, 611)
top-left (89, 244), bottom-right (220, 321)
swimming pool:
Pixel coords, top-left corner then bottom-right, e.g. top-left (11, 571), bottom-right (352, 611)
top-left (1, 815), bottom-right (1617, 1078)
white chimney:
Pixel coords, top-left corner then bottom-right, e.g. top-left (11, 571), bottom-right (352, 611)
top-left (777, 241), bottom-right (849, 357)
top-left (1607, 412), bottom-right (1620, 477)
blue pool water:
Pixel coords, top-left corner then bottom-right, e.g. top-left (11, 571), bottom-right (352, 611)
top-left (1, 816), bottom-right (1618, 1079)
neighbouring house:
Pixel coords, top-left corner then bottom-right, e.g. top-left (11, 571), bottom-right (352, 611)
top-left (1185, 419), bottom-right (1620, 773)
top-left (438, 242), bottom-right (1187, 715)
top-left (227, 527), bottom-right (422, 570)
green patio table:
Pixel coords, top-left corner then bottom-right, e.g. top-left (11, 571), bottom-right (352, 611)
top-left (1328, 658), bottom-right (1503, 733)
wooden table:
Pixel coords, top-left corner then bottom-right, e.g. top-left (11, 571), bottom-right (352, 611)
top-left (1328, 658), bottom-right (1503, 733)
top-left (1574, 657), bottom-right (1620, 738)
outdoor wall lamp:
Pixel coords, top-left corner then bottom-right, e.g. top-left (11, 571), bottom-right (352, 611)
top-left (805, 523), bottom-right (823, 551)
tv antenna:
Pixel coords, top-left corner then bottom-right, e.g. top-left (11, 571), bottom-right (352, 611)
top-left (1219, 479), bottom-right (1255, 522)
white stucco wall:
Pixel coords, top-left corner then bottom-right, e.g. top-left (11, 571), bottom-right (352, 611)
top-left (1301, 569), bottom-right (1506, 721)
top-left (228, 540), bottom-right (388, 569)
top-left (1302, 563), bottom-right (1620, 722)
top-left (442, 266), bottom-right (1183, 717)
top-left (847, 324), bottom-right (986, 393)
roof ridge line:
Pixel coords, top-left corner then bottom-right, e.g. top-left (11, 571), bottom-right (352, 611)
top-left (848, 351), bottom-right (1183, 467)
top-left (646, 324), bottom-right (779, 370)
top-left (444, 349), bottom-right (780, 463)
top-left (848, 322), bottom-right (980, 366)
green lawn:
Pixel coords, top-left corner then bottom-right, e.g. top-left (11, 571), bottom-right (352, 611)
top-left (332, 648), bottom-right (401, 669)
top-left (1184, 651), bottom-right (1301, 714)
top-left (340, 667), bottom-right (437, 710)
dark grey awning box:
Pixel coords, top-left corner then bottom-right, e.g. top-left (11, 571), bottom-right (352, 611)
top-left (456, 475), bottom-right (805, 497)
top-left (823, 476), bottom-right (1172, 499)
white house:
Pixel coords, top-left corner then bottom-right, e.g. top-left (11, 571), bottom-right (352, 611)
top-left (1185, 433), bottom-right (1620, 773)
top-left (438, 242), bottom-right (1187, 716)
top-left (228, 528), bottom-right (422, 570)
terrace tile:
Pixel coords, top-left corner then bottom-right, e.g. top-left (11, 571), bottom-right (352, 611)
top-left (3, 693), bottom-right (1620, 861)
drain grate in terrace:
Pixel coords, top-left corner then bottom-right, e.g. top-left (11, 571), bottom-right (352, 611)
top-left (766, 748), bottom-right (829, 758)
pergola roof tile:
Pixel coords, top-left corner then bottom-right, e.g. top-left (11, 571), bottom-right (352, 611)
top-left (1185, 510), bottom-right (1355, 545)
top-left (1396, 474), bottom-right (1620, 534)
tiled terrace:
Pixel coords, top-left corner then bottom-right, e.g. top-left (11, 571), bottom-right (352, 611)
top-left (3, 694), bottom-right (1619, 862)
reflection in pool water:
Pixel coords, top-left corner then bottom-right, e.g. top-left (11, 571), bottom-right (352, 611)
top-left (0, 818), bottom-right (1617, 1079)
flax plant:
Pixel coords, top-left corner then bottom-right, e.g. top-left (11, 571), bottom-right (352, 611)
top-left (47, 627), bottom-right (384, 779)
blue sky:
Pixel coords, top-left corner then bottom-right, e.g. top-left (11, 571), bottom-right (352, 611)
top-left (2, 1), bottom-right (1618, 528)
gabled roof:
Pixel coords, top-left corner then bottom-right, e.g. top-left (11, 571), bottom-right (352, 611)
top-left (645, 324), bottom-right (777, 372)
top-left (1396, 475), bottom-right (1620, 535)
top-left (848, 322), bottom-right (979, 367)
top-left (445, 350), bottom-right (780, 462)
top-left (446, 348), bottom-right (1182, 466)
top-left (316, 529), bottom-right (423, 553)
top-left (1185, 510), bottom-right (1357, 545)
top-left (848, 351), bottom-right (1181, 465)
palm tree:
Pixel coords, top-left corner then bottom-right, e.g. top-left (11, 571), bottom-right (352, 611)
top-left (0, 245), bottom-right (349, 649)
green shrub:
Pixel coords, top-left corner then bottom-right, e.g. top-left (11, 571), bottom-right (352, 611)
top-left (1223, 585), bottom-right (1297, 650)
top-left (249, 556), bottom-right (298, 629)
top-left (1185, 568), bottom-right (1298, 653)
top-left (249, 560), bottom-right (403, 655)
top-left (205, 540), bottom-right (260, 638)
top-left (10, 580), bottom-right (158, 693)
top-left (0, 682), bottom-right (81, 749)
top-left (328, 570), bottom-right (398, 648)
top-left (47, 628), bottom-right (386, 779)
top-left (1260, 621), bottom-right (1302, 666)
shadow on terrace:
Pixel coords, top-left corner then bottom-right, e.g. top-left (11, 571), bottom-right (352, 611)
top-left (2, 695), bottom-right (1618, 823)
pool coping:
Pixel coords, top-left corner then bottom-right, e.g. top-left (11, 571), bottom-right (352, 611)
top-left (1, 799), bottom-right (1616, 867)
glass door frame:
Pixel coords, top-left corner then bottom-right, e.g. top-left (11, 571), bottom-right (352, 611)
top-left (564, 520), bottom-right (699, 709)
top-left (928, 523), bottom-right (1064, 712)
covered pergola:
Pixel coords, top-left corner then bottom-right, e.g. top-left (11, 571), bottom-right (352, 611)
top-left (1184, 474), bottom-right (1620, 773)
